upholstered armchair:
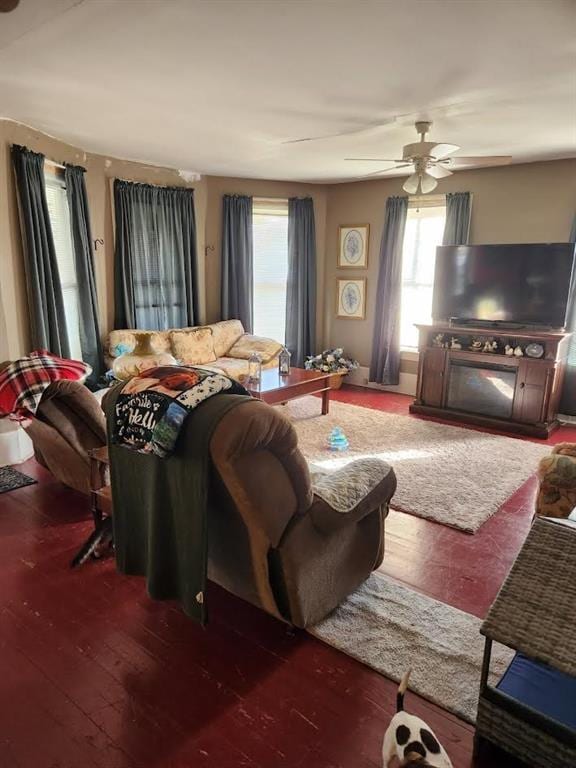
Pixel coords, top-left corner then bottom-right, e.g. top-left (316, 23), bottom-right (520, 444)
top-left (207, 397), bottom-right (396, 627)
top-left (23, 379), bottom-right (107, 494)
top-left (535, 443), bottom-right (576, 519)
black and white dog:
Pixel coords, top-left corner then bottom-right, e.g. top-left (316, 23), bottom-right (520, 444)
top-left (382, 671), bottom-right (453, 768)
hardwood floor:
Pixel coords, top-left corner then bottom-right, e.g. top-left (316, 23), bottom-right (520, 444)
top-left (1, 386), bottom-right (574, 768)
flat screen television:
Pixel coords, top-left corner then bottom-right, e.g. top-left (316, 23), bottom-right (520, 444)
top-left (432, 243), bottom-right (575, 328)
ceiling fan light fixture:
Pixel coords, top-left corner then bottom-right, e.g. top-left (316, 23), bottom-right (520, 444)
top-left (403, 170), bottom-right (438, 195)
top-left (419, 172), bottom-right (438, 194)
top-left (403, 172), bottom-right (421, 195)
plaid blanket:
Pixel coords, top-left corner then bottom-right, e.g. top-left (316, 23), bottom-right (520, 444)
top-left (0, 351), bottom-right (91, 418)
top-left (111, 365), bottom-right (248, 457)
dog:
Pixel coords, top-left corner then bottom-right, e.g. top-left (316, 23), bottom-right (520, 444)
top-left (382, 671), bottom-right (453, 768)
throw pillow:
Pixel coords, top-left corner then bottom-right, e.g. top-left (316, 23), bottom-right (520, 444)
top-left (209, 320), bottom-right (245, 358)
top-left (108, 330), bottom-right (136, 358)
top-left (227, 334), bottom-right (283, 363)
top-left (108, 330), bottom-right (172, 358)
top-left (170, 328), bottom-right (217, 365)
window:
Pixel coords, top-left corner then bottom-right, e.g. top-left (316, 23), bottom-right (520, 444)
top-left (44, 171), bottom-right (83, 359)
top-left (252, 198), bottom-right (288, 341)
top-left (114, 181), bottom-right (197, 330)
top-left (399, 200), bottom-right (446, 349)
top-left (131, 201), bottom-right (184, 330)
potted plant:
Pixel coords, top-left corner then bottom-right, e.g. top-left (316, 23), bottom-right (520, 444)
top-left (304, 348), bottom-right (359, 389)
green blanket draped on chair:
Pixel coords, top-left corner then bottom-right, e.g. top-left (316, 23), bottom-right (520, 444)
top-left (105, 385), bottom-right (251, 623)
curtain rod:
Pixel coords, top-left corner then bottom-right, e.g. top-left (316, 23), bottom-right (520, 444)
top-left (45, 158), bottom-right (66, 170)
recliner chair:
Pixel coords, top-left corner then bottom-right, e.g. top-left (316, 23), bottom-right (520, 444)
top-left (207, 398), bottom-right (396, 627)
top-left (23, 379), bottom-right (107, 494)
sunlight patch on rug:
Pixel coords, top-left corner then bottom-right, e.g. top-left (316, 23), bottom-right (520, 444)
top-left (287, 397), bottom-right (549, 532)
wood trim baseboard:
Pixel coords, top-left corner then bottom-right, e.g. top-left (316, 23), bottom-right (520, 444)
top-left (409, 403), bottom-right (558, 439)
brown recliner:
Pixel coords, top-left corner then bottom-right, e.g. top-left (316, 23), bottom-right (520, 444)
top-left (23, 380), bottom-right (106, 494)
top-left (207, 398), bottom-right (396, 628)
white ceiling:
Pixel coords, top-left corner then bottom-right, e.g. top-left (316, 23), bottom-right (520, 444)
top-left (1, 0), bottom-right (575, 182)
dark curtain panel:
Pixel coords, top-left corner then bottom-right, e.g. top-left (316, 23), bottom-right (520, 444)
top-left (443, 191), bottom-right (472, 245)
top-left (114, 180), bottom-right (198, 330)
top-left (221, 195), bottom-right (253, 332)
top-left (369, 196), bottom-right (408, 385)
top-left (286, 197), bottom-right (317, 366)
top-left (559, 214), bottom-right (576, 416)
top-left (11, 144), bottom-right (70, 357)
top-left (65, 164), bottom-right (103, 382)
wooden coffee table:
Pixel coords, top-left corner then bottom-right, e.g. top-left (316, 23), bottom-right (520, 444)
top-left (246, 367), bottom-right (332, 414)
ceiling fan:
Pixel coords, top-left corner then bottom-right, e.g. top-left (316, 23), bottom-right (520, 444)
top-left (345, 121), bottom-right (512, 194)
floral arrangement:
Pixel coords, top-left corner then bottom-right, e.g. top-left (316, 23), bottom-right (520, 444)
top-left (305, 348), bottom-right (359, 375)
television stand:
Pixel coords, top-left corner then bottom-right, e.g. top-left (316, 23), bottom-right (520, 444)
top-left (409, 324), bottom-right (572, 438)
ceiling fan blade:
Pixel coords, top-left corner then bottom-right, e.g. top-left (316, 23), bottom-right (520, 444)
top-left (441, 155), bottom-right (513, 168)
top-left (357, 170), bottom-right (395, 179)
top-left (427, 165), bottom-right (453, 179)
top-left (282, 117), bottom-right (396, 145)
top-left (357, 164), bottom-right (413, 178)
top-left (430, 143), bottom-right (460, 160)
top-left (344, 157), bottom-right (404, 162)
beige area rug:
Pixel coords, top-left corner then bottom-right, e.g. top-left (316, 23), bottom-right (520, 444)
top-left (286, 397), bottom-right (549, 532)
top-left (310, 572), bottom-right (513, 723)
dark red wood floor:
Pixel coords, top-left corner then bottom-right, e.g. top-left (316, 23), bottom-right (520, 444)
top-left (1, 387), bottom-right (574, 768)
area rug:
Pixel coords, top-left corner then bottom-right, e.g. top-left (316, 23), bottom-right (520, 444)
top-left (0, 466), bottom-right (37, 494)
top-left (310, 572), bottom-right (513, 723)
top-left (287, 397), bottom-right (549, 532)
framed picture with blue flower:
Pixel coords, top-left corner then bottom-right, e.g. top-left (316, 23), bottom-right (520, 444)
top-left (338, 224), bottom-right (369, 268)
top-left (336, 277), bottom-right (366, 320)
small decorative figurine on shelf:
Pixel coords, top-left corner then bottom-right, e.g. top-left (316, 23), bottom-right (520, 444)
top-left (514, 345), bottom-right (524, 357)
top-left (248, 352), bottom-right (262, 384)
top-left (432, 333), bottom-right (445, 348)
top-left (450, 337), bottom-right (462, 350)
top-left (470, 339), bottom-right (483, 352)
top-left (328, 427), bottom-right (349, 452)
top-left (483, 340), bottom-right (498, 353)
top-left (278, 346), bottom-right (291, 376)
top-left (505, 345), bottom-right (515, 356)
top-left (525, 343), bottom-right (545, 359)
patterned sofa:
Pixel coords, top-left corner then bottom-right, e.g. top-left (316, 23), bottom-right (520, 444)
top-left (106, 320), bottom-right (283, 381)
top-left (535, 442), bottom-right (576, 519)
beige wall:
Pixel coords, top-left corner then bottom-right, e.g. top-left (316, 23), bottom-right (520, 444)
top-left (0, 120), bottom-right (206, 360)
top-left (204, 176), bottom-right (327, 347)
top-left (0, 120), bottom-right (326, 361)
top-left (325, 159), bottom-right (576, 367)
top-left (1, 118), bottom-right (574, 371)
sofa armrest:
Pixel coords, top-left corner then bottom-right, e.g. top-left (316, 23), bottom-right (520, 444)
top-left (309, 458), bottom-right (396, 533)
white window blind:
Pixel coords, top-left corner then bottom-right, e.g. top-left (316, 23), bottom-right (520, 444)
top-left (252, 198), bottom-right (289, 342)
top-left (44, 174), bottom-right (83, 360)
top-left (400, 202), bottom-right (446, 349)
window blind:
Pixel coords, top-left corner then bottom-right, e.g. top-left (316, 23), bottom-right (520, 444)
top-left (252, 198), bottom-right (288, 343)
top-left (400, 205), bottom-right (446, 349)
top-left (44, 174), bottom-right (83, 360)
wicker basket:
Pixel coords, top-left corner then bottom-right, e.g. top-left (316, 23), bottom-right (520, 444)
top-left (328, 373), bottom-right (346, 390)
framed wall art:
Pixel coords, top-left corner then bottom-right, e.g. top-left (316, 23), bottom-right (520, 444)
top-left (336, 278), bottom-right (366, 320)
top-left (338, 224), bottom-right (369, 268)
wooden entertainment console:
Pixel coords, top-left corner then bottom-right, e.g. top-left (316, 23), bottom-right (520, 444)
top-left (410, 324), bottom-right (572, 438)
